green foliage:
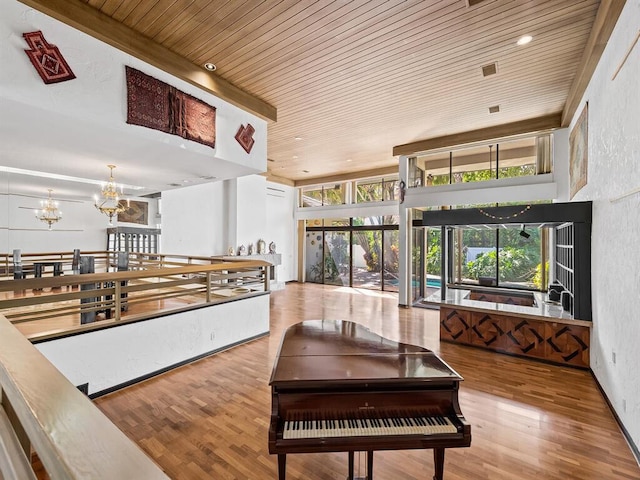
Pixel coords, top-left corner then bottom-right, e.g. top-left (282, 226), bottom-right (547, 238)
top-left (532, 261), bottom-right (549, 290)
top-left (353, 231), bottom-right (381, 271)
top-left (466, 246), bottom-right (536, 283)
top-left (356, 179), bottom-right (398, 203)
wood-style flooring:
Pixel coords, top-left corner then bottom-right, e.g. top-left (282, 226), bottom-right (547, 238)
top-left (95, 283), bottom-right (640, 479)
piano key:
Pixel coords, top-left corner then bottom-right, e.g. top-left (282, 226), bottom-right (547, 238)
top-left (282, 413), bottom-right (458, 439)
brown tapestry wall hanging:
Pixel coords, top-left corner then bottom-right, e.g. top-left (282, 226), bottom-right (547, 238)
top-left (23, 31), bottom-right (76, 84)
top-left (235, 123), bottom-right (255, 153)
top-left (126, 66), bottom-right (216, 148)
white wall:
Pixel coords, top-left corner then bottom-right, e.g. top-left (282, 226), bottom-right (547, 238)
top-left (236, 175), bottom-right (267, 250)
top-left (162, 176), bottom-right (298, 281)
top-left (569, 0), bottom-right (639, 451)
top-left (0, 191), bottom-right (105, 252)
top-left (161, 181), bottom-right (229, 256)
top-left (36, 295), bottom-right (270, 395)
top-left (266, 182), bottom-right (297, 282)
top-left (553, 128), bottom-right (570, 202)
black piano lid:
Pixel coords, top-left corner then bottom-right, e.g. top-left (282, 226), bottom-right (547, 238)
top-left (269, 320), bottom-right (463, 387)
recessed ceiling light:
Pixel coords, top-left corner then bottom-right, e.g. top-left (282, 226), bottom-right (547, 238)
top-left (303, 170), bottom-right (310, 173)
top-left (293, 155), bottom-right (298, 159)
top-left (346, 159), bottom-right (352, 162)
top-left (517, 35), bottom-right (533, 46)
top-left (294, 136), bottom-right (303, 141)
top-left (204, 62), bottom-right (216, 71)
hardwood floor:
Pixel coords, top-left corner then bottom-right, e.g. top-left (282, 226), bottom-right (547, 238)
top-left (94, 283), bottom-right (640, 479)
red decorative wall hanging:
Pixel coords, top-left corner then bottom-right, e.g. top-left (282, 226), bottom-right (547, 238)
top-left (235, 123), bottom-right (255, 153)
top-left (23, 31), bottom-right (76, 84)
top-left (126, 66), bottom-right (216, 149)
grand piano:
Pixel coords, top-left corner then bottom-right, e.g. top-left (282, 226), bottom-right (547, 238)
top-left (269, 320), bottom-right (471, 480)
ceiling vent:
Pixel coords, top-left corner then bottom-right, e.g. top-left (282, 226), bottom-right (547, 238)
top-left (489, 105), bottom-right (500, 114)
top-left (482, 63), bottom-right (498, 77)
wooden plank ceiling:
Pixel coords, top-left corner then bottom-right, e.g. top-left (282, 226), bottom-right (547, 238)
top-left (58, 0), bottom-right (604, 184)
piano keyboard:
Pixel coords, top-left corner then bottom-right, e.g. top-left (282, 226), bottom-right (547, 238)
top-left (283, 414), bottom-right (457, 439)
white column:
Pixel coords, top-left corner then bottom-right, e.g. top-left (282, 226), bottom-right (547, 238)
top-left (398, 156), bottom-right (411, 307)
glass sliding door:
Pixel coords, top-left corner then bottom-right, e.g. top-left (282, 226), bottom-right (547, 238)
top-left (352, 230), bottom-right (381, 289)
top-left (323, 231), bottom-right (350, 286)
top-left (425, 228), bottom-right (443, 291)
top-left (305, 232), bottom-right (324, 283)
top-left (382, 230), bottom-right (399, 292)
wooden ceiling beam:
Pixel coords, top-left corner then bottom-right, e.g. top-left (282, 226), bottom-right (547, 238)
top-left (561, 0), bottom-right (627, 126)
top-left (18, 0), bottom-right (277, 122)
top-left (392, 113), bottom-right (562, 157)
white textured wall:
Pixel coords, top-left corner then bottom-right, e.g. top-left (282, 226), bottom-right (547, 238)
top-left (570, 0), bottom-right (639, 450)
top-left (552, 128), bottom-right (570, 202)
top-left (36, 295), bottom-right (270, 395)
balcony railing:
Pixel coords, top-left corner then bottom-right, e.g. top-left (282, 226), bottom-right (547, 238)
top-left (0, 252), bottom-right (270, 341)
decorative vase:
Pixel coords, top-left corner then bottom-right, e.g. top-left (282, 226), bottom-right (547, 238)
top-left (257, 239), bottom-right (266, 254)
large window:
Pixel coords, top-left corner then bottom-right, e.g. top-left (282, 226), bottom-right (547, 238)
top-left (301, 184), bottom-right (345, 206)
top-left (355, 177), bottom-right (399, 203)
top-left (410, 136), bottom-right (544, 188)
top-left (300, 175), bottom-right (399, 208)
top-left (451, 225), bottom-right (548, 290)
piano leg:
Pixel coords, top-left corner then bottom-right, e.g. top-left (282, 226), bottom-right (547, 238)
top-left (367, 451), bottom-right (373, 480)
top-left (348, 451), bottom-right (354, 480)
top-left (278, 454), bottom-right (286, 480)
top-left (433, 448), bottom-right (444, 480)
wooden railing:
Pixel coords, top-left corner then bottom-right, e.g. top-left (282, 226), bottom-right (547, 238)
top-left (0, 313), bottom-right (170, 479)
top-left (0, 255), bottom-right (270, 341)
top-left (0, 251), bottom-right (111, 278)
top-left (0, 250), bottom-right (266, 277)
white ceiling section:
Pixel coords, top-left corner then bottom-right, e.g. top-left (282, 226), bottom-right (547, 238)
top-left (0, 0), bottom-right (617, 198)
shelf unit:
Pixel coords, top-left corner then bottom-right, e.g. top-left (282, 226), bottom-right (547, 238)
top-left (553, 221), bottom-right (591, 321)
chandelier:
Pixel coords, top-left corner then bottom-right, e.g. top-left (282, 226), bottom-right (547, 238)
top-left (35, 189), bottom-right (62, 230)
top-left (94, 165), bottom-right (127, 225)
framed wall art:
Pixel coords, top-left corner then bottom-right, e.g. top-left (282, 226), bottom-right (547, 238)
top-left (118, 200), bottom-right (148, 225)
top-left (569, 103), bottom-right (588, 199)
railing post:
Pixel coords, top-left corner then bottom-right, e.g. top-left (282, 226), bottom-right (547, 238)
top-left (264, 266), bottom-right (270, 291)
top-left (1, 390), bottom-right (31, 459)
top-left (114, 281), bottom-right (121, 321)
top-left (206, 272), bottom-right (212, 303)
